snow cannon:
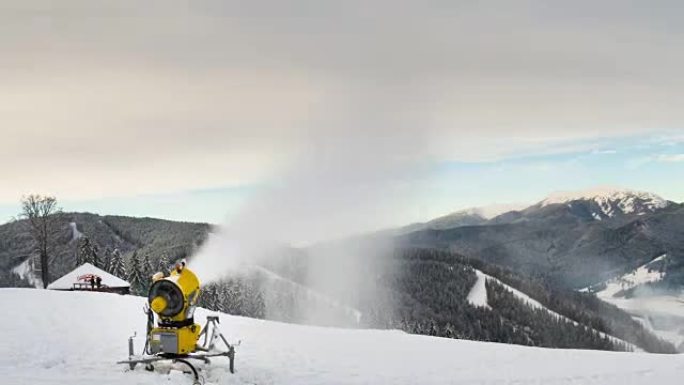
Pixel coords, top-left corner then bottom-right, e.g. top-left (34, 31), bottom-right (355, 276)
top-left (147, 262), bottom-right (201, 355)
top-left (118, 260), bottom-right (237, 385)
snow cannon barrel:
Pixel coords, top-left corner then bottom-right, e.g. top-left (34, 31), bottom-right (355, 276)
top-left (148, 261), bottom-right (201, 322)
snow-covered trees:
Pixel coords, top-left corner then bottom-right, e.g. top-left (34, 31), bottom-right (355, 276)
top-left (76, 237), bottom-right (100, 268)
top-left (102, 248), bottom-right (111, 272)
top-left (108, 249), bottom-right (126, 279)
top-left (131, 254), bottom-right (156, 295)
top-left (242, 278), bottom-right (265, 318)
top-left (127, 252), bottom-right (145, 296)
top-left (198, 277), bottom-right (265, 319)
top-left (157, 254), bottom-right (169, 276)
top-left (199, 284), bottom-right (220, 310)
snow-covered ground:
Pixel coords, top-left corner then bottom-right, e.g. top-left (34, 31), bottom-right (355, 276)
top-left (11, 258), bottom-right (42, 288)
top-left (591, 255), bottom-right (684, 350)
top-left (466, 270), bottom-right (491, 309)
top-left (70, 221), bottom-right (84, 242)
top-left (2, 288), bottom-right (681, 385)
top-left (594, 255), bottom-right (667, 299)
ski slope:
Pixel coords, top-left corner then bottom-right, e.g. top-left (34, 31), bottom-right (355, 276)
top-left (1, 289), bottom-right (683, 385)
top-left (595, 254), bottom-right (667, 299)
top-left (467, 269), bottom-right (638, 350)
top-left (467, 270), bottom-right (555, 313)
top-left (590, 255), bottom-right (684, 350)
top-left (466, 270), bottom-right (491, 309)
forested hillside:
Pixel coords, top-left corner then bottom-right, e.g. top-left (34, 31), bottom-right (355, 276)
top-left (0, 212), bottom-right (209, 289)
top-left (198, 246), bottom-right (675, 353)
top-left (400, 200), bottom-right (684, 289)
top-left (0, 212), bottom-right (675, 353)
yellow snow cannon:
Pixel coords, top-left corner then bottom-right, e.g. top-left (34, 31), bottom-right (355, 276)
top-left (118, 260), bottom-right (236, 385)
top-left (147, 262), bottom-right (202, 355)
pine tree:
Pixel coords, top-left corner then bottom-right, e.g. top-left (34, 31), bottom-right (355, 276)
top-left (217, 284), bottom-right (229, 313)
top-left (108, 249), bottom-right (126, 279)
top-left (157, 254), bottom-right (169, 276)
top-left (142, 255), bottom-right (154, 277)
top-left (127, 252), bottom-right (144, 296)
top-left (226, 280), bottom-right (243, 314)
top-left (91, 242), bottom-right (100, 268)
top-left (200, 284), bottom-right (219, 311)
top-left (243, 280), bottom-right (265, 318)
top-left (140, 255), bottom-right (154, 293)
top-left (76, 237), bottom-right (98, 266)
top-left (102, 248), bottom-right (112, 272)
top-left (75, 241), bottom-right (85, 267)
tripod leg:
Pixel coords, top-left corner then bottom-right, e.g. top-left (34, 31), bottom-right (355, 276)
top-left (229, 345), bottom-right (235, 374)
top-left (199, 318), bottom-right (210, 347)
top-left (217, 331), bottom-right (232, 350)
top-left (127, 335), bottom-right (137, 370)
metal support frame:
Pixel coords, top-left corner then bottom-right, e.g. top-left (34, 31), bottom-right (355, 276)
top-left (196, 315), bottom-right (236, 373)
top-left (117, 315), bottom-right (237, 385)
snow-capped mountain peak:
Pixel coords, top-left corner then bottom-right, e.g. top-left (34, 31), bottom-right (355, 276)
top-left (459, 203), bottom-right (529, 220)
top-left (416, 203), bottom-right (527, 230)
top-left (539, 187), bottom-right (670, 218)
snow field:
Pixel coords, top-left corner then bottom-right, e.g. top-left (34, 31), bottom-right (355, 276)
top-left (1, 288), bottom-right (683, 385)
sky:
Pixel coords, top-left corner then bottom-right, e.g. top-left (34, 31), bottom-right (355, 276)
top-left (1, 1), bottom-right (683, 240)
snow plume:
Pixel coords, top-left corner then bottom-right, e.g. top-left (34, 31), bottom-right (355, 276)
top-left (191, 120), bottom-right (427, 327)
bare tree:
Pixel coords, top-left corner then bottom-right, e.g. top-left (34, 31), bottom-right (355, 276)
top-left (20, 194), bottom-right (61, 288)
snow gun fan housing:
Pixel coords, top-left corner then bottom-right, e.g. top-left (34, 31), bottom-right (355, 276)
top-left (147, 262), bottom-right (201, 355)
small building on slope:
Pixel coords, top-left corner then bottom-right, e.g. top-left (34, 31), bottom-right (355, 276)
top-left (47, 263), bottom-right (130, 295)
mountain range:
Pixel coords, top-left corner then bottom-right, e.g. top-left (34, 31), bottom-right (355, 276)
top-left (0, 187), bottom-right (682, 352)
top-left (400, 187), bottom-right (684, 288)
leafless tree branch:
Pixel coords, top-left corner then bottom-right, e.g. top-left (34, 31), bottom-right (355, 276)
top-left (19, 194), bottom-right (62, 288)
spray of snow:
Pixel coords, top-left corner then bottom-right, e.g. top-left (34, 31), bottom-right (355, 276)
top-left (190, 126), bottom-right (423, 326)
top-left (249, 265), bottom-right (363, 325)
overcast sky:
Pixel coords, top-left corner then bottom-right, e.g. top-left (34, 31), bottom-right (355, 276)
top-left (1, 1), bottom-right (683, 239)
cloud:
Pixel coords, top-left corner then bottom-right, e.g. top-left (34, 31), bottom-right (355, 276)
top-left (657, 154), bottom-right (684, 162)
top-left (627, 152), bottom-right (684, 168)
top-left (653, 133), bottom-right (684, 147)
top-left (591, 149), bottom-right (618, 155)
top-left (2, 1), bottom-right (684, 203)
